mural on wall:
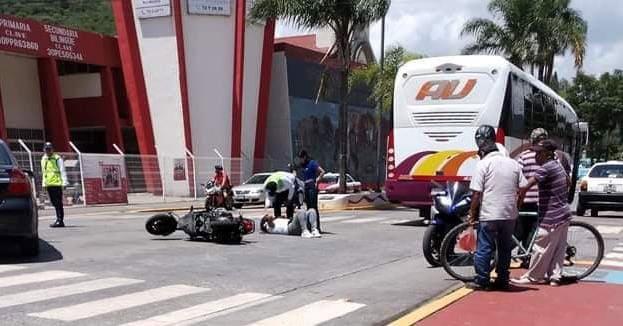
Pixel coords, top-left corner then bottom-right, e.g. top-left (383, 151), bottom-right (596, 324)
top-left (289, 97), bottom-right (390, 185)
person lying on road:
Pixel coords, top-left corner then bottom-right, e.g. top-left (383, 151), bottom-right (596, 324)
top-left (260, 208), bottom-right (321, 238)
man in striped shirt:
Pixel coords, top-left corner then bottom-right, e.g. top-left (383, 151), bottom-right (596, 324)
top-left (515, 128), bottom-right (549, 252)
top-left (513, 140), bottom-right (572, 286)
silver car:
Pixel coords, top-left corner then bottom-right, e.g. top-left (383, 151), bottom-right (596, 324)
top-left (232, 173), bottom-right (271, 208)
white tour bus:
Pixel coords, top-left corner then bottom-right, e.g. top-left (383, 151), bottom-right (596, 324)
top-left (385, 55), bottom-right (585, 216)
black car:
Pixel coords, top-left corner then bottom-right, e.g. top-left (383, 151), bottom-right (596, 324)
top-left (0, 140), bottom-right (38, 255)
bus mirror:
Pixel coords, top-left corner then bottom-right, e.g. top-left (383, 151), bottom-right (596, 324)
top-left (579, 122), bottom-right (589, 145)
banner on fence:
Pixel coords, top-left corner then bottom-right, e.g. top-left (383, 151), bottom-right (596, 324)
top-left (82, 155), bottom-right (128, 205)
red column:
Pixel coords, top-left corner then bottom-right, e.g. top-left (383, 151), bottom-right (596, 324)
top-left (111, 0), bottom-right (157, 156)
top-left (230, 0), bottom-right (246, 185)
top-left (100, 66), bottom-right (125, 153)
top-left (37, 58), bottom-right (70, 152)
top-left (172, 0), bottom-right (193, 152)
top-left (111, 0), bottom-right (160, 193)
top-left (0, 83), bottom-right (7, 140)
top-left (253, 19), bottom-right (275, 172)
top-left (231, 0), bottom-right (246, 159)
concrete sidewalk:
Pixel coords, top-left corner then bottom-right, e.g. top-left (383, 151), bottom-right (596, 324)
top-left (399, 268), bottom-right (623, 326)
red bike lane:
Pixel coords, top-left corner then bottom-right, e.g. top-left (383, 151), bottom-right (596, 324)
top-left (417, 268), bottom-right (623, 326)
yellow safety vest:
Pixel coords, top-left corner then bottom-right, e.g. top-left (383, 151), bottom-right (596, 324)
top-left (42, 154), bottom-right (63, 187)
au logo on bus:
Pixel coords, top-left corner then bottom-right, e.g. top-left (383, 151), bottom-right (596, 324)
top-left (416, 79), bottom-right (477, 101)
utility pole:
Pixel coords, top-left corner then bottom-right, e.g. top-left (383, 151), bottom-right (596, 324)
top-left (375, 14), bottom-right (386, 192)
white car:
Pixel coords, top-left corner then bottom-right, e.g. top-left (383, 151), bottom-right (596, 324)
top-left (232, 173), bottom-right (271, 208)
top-left (578, 161), bottom-right (623, 217)
top-left (317, 173), bottom-right (362, 194)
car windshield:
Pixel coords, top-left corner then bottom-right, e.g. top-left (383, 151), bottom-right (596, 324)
top-left (244, 174), bottom-right (270, 184)
top-left (589, 165), bottom-right (623, 178)
top-left (320, 175), bottom-right (339, 183)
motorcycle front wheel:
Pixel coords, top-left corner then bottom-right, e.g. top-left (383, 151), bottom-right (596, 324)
top-left (145, 214), bottom-right (178, 236)
top-left (422, 224), bottom-right (443, 267)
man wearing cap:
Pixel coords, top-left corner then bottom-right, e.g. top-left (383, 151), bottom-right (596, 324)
top-left (513, 140), bottom-right (572, 286)
top-left (515, 128), bottom-right (549, 262)
top-left (41, 142), bottom-right (68, 228)
top-left (263, 171), bottom-right (303, 219)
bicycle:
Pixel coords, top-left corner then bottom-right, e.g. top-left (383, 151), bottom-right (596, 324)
top-left (440, 217), bottom-right (605, 282)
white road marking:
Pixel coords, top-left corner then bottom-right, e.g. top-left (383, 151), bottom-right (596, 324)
top-left (605, 252), bottom-right (623, 260)
top-left (29, 284), bottom-right (209, 321)
top-left (0, 278), bottom-right (143, 309)
top-left (0, 265), bottom-right (26, 273)
top-left (246, 299), bottom-right (365, 326)
top-left (600, 260), bottom-right (623, 268)
top-left (341, 217), bottom-right (386, 224)
top-left (0, 271), bottom-right (85, 289)
top-left (596, 226), bottom-right (623, 234)
top-left (380, 219), bottom-right (412, 225)
top-left (321, 215), bottom-right (356, 223)
top-left (121, 292), bottom-right (275, 326)
top-left (611, 247), bottom-right (623, 253)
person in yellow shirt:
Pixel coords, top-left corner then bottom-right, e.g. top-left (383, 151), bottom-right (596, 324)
top-left (41, 142), bottom-right (68, 228)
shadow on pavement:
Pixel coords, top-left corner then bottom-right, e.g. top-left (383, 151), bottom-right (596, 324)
top-left (0, 239), bottom-right (63, 264)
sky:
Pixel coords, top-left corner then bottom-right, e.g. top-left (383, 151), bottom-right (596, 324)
top-left (275, 0), bottom-right (623, 81)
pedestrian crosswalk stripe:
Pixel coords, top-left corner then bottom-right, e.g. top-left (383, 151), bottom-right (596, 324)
top-left (121, 292), bottom-right (275, 326)
top-left (0, 277), bottom-right (143, 309)
top-left (246, 299), bottom-right (365, 326)
top-left (605, 252), bottom-right (623, 260)
top-left (0, 270), bottom-right (85, 289)
top-left (612, 247), bottom-right (623, 253)
top-left (29, 284), bottom-right (209, 322)
top-left (0, 265), bottom-right (26, 274)
top-left (174, 295), bottom-right (282, 326)
top-left (601, 260), bottom-right (623, 268)
top-left (596, 226), bottom-right (623, 234)
top-left (322, 215), bottom-right (356, 223)
top-left (342, 217), bottom-right (386, 224)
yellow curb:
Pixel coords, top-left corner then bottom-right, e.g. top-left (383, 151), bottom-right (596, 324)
top-left (387, 287), bottom-right (473, 326)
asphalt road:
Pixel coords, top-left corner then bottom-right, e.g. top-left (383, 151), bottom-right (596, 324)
top-left (1, 206), bottom-right (622, 326)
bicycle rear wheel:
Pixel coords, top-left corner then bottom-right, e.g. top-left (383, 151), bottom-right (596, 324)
top-left (562, 221), bottom-right (604, 280)
top-left (440, 222), bottom-right (479, 282)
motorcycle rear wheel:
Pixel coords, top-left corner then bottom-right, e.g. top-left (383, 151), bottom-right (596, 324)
top-left (145, 214), bottom-right (178, 236)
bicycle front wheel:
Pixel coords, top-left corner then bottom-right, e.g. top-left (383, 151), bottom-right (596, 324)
top-left (440, 222), bottom-right (479, 282)
top-left (563, 221), bottom-right (604, 280)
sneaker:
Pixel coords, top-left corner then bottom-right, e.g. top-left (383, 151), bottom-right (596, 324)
top-left (301, 230), bottom-right (313, 238)
top-left (311, 229), bottom-right (322, 238)
top-left (50, 220), bottom-right (65, 228)
top-left (464, 282), bottom-right (489, 291)
top-left (489, 281), bottom-right (510, 291)
top-left (510, 277), bottom-right (535, 285)
top-left (550, 279), bottom-right (561, 287)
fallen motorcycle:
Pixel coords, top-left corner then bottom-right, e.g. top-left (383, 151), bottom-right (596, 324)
top-left (145, 207), bottom-right (255, 243)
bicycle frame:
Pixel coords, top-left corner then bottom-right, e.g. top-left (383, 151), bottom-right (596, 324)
top-left (511, 211), bottom-right (540, 260)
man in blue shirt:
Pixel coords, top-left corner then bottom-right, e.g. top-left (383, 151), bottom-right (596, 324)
top-left (297, 150), bottom-right (325, 230)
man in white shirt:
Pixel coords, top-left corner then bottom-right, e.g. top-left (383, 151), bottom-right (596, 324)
top-left (467, 125), bottom-right (528, 291)
top-left (260, 208), bottom-right (321, 238)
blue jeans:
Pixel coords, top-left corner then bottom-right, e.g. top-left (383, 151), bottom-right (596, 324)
top-left (474, 220), bottom-right (516, 286)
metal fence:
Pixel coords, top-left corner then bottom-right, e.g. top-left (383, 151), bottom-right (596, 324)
top-left (12, 143), bottom-right (291, 206)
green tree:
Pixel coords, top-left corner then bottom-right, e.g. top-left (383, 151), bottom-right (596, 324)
top-left (461, 0), bottom-right (587, 85)
top-left (532, 0), bottom-right (587, 83)
top-left (0, 0), bottom-right (116, 35)
top-left (251, 0), bottom-right (390, 193)
top-left (461, 0), bottom-right (536, 68)
top-left (350, 45), bottom-right (423, 112)
top-left (564, 71), bottom-right (623, 160)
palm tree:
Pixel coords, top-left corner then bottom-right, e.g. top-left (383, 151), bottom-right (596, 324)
top-left (461, 0), bottom-right (536, 68)
top-left (250, 0), bottom-right (390, 193)
top-left (533, 0), bottom-right (587, 83)
top-left (461, 0), bottom-right (587, 85)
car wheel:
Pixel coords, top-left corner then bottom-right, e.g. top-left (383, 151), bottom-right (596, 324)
top-left (591, 209), bottom-right (599, 217)
top-left (21, 236), bottom-right (39, 256)
top-left (576, 203), bottom-right (586, 216)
